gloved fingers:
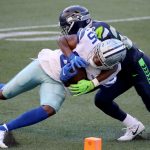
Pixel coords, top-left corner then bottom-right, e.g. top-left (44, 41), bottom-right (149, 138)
top-left (70, 61), bottom-right (76, 71)
top-left (72, 91), bottom-right (86, 96)
top-left (70, 56), bottom-right (89, 69)
top-left (65, 63), bottom-right (74, 71)
top-left (78, 57), bottom-right (89, 67)
top-left (74, 58), bottom-right (89, 68)
top-left (74, 61), bottom-right (82, 68)
top-left (69, 83), bottom-right (82, 89)
top-left (74, 60), bottom-right (87, 68)
top-left (68, 86), bottom-right (80, 92)
top-left (69, 85), bottom-right (87, 93)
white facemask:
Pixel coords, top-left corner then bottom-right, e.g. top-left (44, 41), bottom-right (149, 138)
top-left (89, 57), bottom-right (111, 70)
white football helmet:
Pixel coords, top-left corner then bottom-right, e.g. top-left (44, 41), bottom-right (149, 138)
top-left (89, 39), bottom-right (127, 70)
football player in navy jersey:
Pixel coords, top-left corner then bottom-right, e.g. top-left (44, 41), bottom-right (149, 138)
top-left (59, 5), bottom-right (150, 141)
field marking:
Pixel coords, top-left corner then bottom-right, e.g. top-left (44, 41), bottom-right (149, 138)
top-left (0, 31), bottom-right (60, 39)
top-left (0, 16), bottom-right (150, 32)
top-left (0, 24), bottom-right (58, 32)
top-left (0, 16), bottom-right (150, 41)
top-left (6, 36), bottom-right (58, 41)
top-left (105, 16), bottom-right (150, 23)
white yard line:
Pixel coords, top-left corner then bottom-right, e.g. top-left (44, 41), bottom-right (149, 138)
top-left (0, 16), bottom-right (150, 32)
top-left (0, 31), bottom-right (60, 39)
top-left (0, 24), bottom-right (58, 32)
top-left (105, 16), bottom-right (150, 23)
top-left (0, 16), bottom-right (150, 41)
top-left (6, 36), bottom-right (58, 41)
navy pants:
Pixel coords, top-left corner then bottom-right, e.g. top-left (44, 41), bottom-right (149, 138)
top-left (95, 48), bottom-right (150, 121)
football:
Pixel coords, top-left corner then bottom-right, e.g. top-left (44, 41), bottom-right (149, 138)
top-left (64, 67), bottom-right (87, 87)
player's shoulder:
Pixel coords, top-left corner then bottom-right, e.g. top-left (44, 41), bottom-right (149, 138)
top-left (92, 20), bottom-right (110, 29)
top-left (92, 20), bottom-right (119, 40)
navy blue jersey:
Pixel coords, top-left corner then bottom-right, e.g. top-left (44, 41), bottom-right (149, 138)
top-left (93, 20), bottom-right (150, 115)
top-left (92, 20), bottom-right (122, 41)
top-left (92, 20), bottom-right (134, 49)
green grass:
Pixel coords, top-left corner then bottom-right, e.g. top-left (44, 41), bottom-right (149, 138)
top-left (0, 0), bottom-right (150, 149)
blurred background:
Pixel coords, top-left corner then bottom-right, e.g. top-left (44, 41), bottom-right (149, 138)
top-left (0, 0), bottom-right (150, 149)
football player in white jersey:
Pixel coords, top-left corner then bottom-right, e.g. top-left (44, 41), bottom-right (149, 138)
top-left (0, 31), bottom-right (126, 148)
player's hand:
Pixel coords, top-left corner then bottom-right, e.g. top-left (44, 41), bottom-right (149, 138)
top-left (60, 63), bottom-right (77, 83)
top-left (69, 53), bottom-right (89, 70)
top-left (69, 79), bottom-right (95, 96)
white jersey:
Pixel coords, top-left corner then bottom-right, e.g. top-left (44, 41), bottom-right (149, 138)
top-left (75, 28), bottom-right (121, 82)
top-left (38, 49), bottom-right (62, 82)
top-left (38, 28), bottom-right (120, 86)
top-left (75, 28), bottom-right (102, 80)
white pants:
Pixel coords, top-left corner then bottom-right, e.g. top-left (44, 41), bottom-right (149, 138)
top-left (2, 60), bottom-right (66, 112)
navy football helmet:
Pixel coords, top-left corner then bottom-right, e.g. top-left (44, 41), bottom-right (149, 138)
top-left (59, 5), bottom-right (92, 35)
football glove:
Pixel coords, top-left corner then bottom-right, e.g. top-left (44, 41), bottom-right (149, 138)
top-left (68, 53), bottom-right (89, 70)
top-left (69, 79), bottom-right (95, 96)
top-left (60, 63), bottom-right (77, 83)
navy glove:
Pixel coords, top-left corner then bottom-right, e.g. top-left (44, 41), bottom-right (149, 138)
top-left (68, 53), bottom-right (89, 71)
top-left (60, 63), bottom-right (77, 83)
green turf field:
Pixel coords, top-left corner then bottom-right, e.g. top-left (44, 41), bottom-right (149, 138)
top-left (0, 0), bottom-right (150, 149)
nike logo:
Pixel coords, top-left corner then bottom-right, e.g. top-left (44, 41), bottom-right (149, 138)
top-left (132, 125), bottom-right (139, 135)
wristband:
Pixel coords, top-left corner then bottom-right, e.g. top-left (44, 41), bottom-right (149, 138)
top-left (92, 78), bottom-right (100, 87)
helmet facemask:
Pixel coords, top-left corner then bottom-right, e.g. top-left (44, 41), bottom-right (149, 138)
top-left (60, 14), bottom-right (91, 35)
top-left (88, 39), bottom-right (127, 70)
top-left (59, 5), bottom-right (92, 35)
top-left (88, 43), bottom-right (114, 70)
